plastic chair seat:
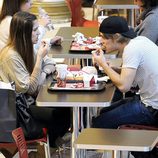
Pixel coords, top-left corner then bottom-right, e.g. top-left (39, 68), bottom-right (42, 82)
top-left (119, 124), bottom-right (158, 131)
top-left (83, 19), bottom-right (99, 27)
top-left (119, 124), bottom-right (158, 158)
top-left (119, 124), bottom-right (158, 146)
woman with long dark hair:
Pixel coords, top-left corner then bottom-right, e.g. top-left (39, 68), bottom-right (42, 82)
top-left (0, 11), bottom-right (70, 148)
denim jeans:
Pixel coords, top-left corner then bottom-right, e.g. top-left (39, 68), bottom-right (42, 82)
top-left (92, 97), bottom-right (157, 128)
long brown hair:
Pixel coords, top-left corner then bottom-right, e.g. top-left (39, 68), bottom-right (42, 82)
top-left (0, 0), bottom-right (26, 23)
top-left (8, 11), bottom-right (37, 74)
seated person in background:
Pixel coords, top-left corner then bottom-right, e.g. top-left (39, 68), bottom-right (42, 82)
top-left (0, 11), bottom-right (70, 148)
top-left (134, 0), bottom-right (158, 45)
top-left (92, 16), bottom-right (158, 158)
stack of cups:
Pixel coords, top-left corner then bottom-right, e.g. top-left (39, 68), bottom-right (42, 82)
top-left (55, 64), bottom-right (68, 87)
top-left (97, 11), bottom-right (108, 24)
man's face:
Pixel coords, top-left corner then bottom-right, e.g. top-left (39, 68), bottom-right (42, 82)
top-left (32, 20), bottom-right (40, 44)
top-left (99, 33), bottom-right (118, 53)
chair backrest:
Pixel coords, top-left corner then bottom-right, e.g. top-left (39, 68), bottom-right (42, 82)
top-left (12, 127), bottom-right (29, 158)
top-left (65, 0), bottom-right (85, 26)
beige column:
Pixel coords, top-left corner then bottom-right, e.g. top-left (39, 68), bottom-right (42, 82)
top-left (31, 0), bottom-right (71, 24)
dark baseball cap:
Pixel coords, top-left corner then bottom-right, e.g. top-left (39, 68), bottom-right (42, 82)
top-left (99, 16), bottom-right (137, 39)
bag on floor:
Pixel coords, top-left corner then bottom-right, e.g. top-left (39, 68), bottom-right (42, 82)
top-left (16, 93), bottom-right (44, 140)
top-left (0, 88), bottom-right (16, 142)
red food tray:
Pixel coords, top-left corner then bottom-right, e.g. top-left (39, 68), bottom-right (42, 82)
top-left (48, 82), bottom-right (106, 91)
top-left (70, 41), bottom-right (93, 51)
top-left (70, 40), bottom-right (101, 51)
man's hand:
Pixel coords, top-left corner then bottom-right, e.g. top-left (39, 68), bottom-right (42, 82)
top-left (91, 49), bottom-right (106, 67)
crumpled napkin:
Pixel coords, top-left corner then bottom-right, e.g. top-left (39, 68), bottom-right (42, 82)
top-left (97, 76), bottom-right (110, 82)
top-left (0, 81), bottom-right (14, 90)
top-left (42, 56), bottom-right (56, 75)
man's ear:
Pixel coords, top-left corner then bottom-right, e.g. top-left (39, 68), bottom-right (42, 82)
top-left (112, 33), bottom-right (121, 43)
top-left (114, 33), bottom-right (121, 39)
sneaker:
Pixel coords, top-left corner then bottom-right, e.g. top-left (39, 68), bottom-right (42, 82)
top-left (87, 150), bottom-right (103, 158)
top-left (62, 132), bottom-right (72, 142)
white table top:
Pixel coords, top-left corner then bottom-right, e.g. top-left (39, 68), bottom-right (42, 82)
top-left (49, 27), bottom-right (118, 59)
top-left (36, 81), bottom-right (115, 107)
top-left (74, 128), bottom-right (158, 151)
top-left (94, 0), bottom-right (138, 9)
top-left (36, 58), bottom-right (122, 108)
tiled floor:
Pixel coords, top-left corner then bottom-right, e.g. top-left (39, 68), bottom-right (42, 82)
top-left (50, 150), bottom-right (134, 158)
top-left (0, 144), bottom-right (135, 158)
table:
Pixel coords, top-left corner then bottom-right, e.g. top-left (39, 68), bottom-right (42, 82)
top-left (74, 128), bottom-right (158, 158)
top-left (93, 0), bottom-right (139, 27)
top-left (49, 27), bottom-right (117, 64)
top-left (36, 76), bottom-right (116, 158)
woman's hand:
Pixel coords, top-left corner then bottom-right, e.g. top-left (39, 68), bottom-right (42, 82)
top-left (37, 42), bottom-right (49, 59)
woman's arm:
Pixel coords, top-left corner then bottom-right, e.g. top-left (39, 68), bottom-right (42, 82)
top-left (3, 44), bottom-right (48, 95)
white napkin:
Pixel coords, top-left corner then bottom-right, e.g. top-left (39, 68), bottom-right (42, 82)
top-left (97, 76), bottom-right (110, 82)
top-left (0, 81), bottom-right (14, 90)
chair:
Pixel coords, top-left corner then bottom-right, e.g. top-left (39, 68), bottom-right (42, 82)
top-left (0, 127), bottom-right (50, 158)
top-left (11, 127), bottom-right (50, 158)
top-left (12, 127), bottom-right (28, 158)
top-left (65, 0), bottom-right (99, 27)
top-left (119, 124), bottom-right (158, 158)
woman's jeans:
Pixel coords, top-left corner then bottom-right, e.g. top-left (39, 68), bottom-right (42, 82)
top-left (92, 97), bottom-right (157, 128)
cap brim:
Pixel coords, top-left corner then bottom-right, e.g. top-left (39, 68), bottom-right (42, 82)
top-left (121, 28), bottom-right (137, 39)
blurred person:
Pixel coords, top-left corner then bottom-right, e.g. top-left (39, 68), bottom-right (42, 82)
top-left (0, 11), bottom-right (70, 148)
top-left (0, 0), bottom-right (3, 12)
top-left (0, 0), bottom-right (62, 52)
top-left (0, 0), bottom-right (20, 51)
top-left (134, 0), bottom-right (158, 45)
top-left (92, 16), bottom-right (158, 157)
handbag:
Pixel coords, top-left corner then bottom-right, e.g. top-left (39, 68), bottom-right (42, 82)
top-left (0, 89), bottom-right (16, 142)
top-left (16, 93), bottom-right (44, 140)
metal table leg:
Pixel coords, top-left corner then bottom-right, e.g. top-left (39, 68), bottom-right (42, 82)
top-left (71, 106), bottom-right (79, 158)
